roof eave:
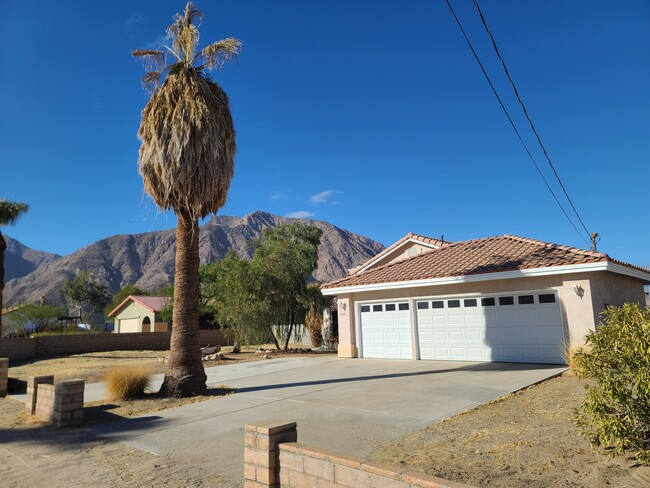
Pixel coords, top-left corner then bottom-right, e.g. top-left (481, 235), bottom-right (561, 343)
top-left (321, 261), bottom-right (650, 295)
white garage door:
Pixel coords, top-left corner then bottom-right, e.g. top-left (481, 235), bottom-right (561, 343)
top-left (119, 317), bottom-right (140, 333)
top-left (416, 292), bottom-right (565, 364)
top-left (359, 302), bottom-right (412, 359)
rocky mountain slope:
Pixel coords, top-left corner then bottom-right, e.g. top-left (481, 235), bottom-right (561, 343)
top-left (3, 236), bottom-right (61, 282)
top-left (4, 211), bottom-right (384, 306)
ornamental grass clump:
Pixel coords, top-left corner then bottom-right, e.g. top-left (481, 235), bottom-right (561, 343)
top-left (572, 303), bottom-right (650, 464)
top-left (105, 365), bottom-right (152, 401)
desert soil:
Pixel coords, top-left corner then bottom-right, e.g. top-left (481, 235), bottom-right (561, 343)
top-left (3, 354), bottom-right (649, 487)
top-left (368, 372), bottom-right (650, 488)
top-left (1, 346), bottom-right (325, 488)
top-left (6, 345), bottom-right (296, 386)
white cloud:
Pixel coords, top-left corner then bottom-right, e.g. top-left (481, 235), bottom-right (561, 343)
top-left (309, 190), bottom-right (336, 205)
top-left (285, 211), bottom-right (315, 219)
top-left (146, 34), bottom-right (167, 50)
top-left (269, 192), bottom-right (286, 201)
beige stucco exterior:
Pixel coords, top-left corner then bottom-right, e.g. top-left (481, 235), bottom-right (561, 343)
top-left (333, 270), bottom-right (646, 361)
top-left (113, 301), bottom-right (169, 333)
top-left (363, 242), bottom-right (437, 270)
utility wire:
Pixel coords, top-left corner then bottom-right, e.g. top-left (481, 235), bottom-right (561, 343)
top-left (471, 0), bottom-right (592, 241)
top-left (443, 0), bottom-right (589, 246)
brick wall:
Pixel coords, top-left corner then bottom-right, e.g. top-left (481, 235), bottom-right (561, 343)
top-left (28, 376), bottom-right (85, 428)
top-left (0, 330), bottom-right (231, 361)
top-left (0, 358), bottom-right (8, 396)
top-left (244, 421), bottom-right (475, 488)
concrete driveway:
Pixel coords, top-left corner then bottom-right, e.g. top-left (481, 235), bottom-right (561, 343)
top-left (87, 356), bottom-right (565, 487)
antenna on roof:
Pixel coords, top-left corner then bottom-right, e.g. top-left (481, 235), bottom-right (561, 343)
top-left (440, 235), bottom-right (444, 242)
top-left (590, 233), bottom-right (600, 252)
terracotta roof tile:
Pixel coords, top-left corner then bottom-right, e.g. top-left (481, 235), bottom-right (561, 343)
top-left (322, 234), bottom-right (649, 290)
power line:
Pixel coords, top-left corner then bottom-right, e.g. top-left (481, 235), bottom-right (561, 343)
top-left (443, 0), bottom-right (590, 246)
top-left (471, 0), bottom-right (592, 241)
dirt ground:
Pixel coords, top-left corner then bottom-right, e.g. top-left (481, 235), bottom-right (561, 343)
top-left (4, 354), bottom-right (649, 487)
top-left (0, 346), bottom-right (326, 488)
top-left (369, 372), bottom-right (650, 488)
top-left (6, 345), bottom-right (303, 386)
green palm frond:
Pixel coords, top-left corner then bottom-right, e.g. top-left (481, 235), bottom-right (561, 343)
top-left (196, 38), bottom-right (242, 70)
top-left (0, 200), bottom-right (29, 227)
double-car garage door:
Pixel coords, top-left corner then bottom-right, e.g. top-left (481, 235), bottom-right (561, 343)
top-left (359, 291), bottom-right (565, 364)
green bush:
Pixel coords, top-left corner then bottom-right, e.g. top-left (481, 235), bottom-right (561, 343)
top-left (572, 303), bottom-right (650, 464)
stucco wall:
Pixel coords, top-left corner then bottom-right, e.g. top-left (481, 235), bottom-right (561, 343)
top-left (334, 271), bottom-right (646, 360)
top-left (368, 242), bottom-right (436, 270)
top-left (114, 302), bottom-right (155, 333)
top-left (589, 271), bottom-right (646, 323)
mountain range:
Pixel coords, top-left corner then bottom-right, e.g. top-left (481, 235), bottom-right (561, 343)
top-left (3, 211), bottom-right (385, 306)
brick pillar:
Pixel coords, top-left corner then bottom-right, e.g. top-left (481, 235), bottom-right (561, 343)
top-left (53, 379), bottom-right (84, 428)
top-left (26, 375), bottom-right (54, 414)
top-left (244, 421), bottom-right (297, 488)
top-left (35, 384), bottom-right (56, 423)
top-left (0, 358), bottom-right (8, 396)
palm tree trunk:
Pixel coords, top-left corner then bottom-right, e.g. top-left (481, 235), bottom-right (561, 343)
top-left (160, 211), bottom-right (207, 397)
top-left (0, 232), bottom-right (5, 336)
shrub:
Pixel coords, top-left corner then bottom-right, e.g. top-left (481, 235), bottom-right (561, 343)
top-left (572, 303), bottom-right (650, 464)
top-left (105, 364), bottom-right (152, 401)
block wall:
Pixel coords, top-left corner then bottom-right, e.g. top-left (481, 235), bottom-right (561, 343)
top-left (29, 377), bottom-right (85, 428)
top-left (0, 358), bottom-right (7, 396)
top-left (0, 330), bottom-right (231, 361)
top-left (244, 421), bottom-right (475, 488)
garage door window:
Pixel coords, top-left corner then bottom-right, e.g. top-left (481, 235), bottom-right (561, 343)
top-left (385, 304), bottom-right (396, 311)
top-left (499, 296), bottom-right (515, 306)
top-left (481, 297), bottom-right (496, 306)
top-left (361, 305), bottom-right (370, 313)
top-left (399, 303), bottom-right (410, 311)
top-left (417, 302), bottom-right (429, 310)
top-left (538, 293), bottom-right (556, 304)
top-left (518, 295), bottom-right (535, 305)
top-left (373, 304), bottom-right (383, 312)
top-left (464, 299), bottom-right (478, 307)
top-left (448, 299), bottom-right (461, 308)
top-left (432, 301), bottom-right (444, 309)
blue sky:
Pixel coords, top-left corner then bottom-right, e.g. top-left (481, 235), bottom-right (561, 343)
top-left (1, 1), bottom-right (648, 266)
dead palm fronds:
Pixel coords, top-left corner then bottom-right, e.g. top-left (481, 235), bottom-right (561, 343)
top-left (132, 2), bottom-right (241, 397)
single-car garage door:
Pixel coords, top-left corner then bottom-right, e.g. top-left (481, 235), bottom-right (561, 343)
top-left (119, 317), bottom-right (140, 333)
top-left (416, 291), bottom-right (565, 364)
top-left (360, 302), bottom-right (412, 359)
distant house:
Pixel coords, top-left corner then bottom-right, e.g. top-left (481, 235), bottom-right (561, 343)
top-left (108, 295), bottom-right (170, 333)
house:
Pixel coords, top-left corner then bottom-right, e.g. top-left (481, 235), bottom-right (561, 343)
top-left (321, 233), bottom-right (650, 364)
top-left (108, 295), bottom-right (170, 333)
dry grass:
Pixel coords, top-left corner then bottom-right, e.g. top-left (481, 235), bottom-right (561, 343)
top-left (104, 364), bottom-right (152, 401)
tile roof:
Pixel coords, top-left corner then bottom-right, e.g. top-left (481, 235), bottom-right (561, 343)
top-left (322, 234), bottom-right (650, 290)
top-left (349, 232), bottom-right (450, 275)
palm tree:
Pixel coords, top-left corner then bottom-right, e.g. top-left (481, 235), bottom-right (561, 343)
top-left (133, 3), bottom-right (241, 397)
top-left (0, 200), bottom-right (29, 336)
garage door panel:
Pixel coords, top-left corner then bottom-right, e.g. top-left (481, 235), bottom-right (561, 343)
top-left (361, 303), bottom-right (412, 359)
top-left (119, 318), bottom-right (140, 333)
top-left (417, 292), bottom-right (564, 364)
